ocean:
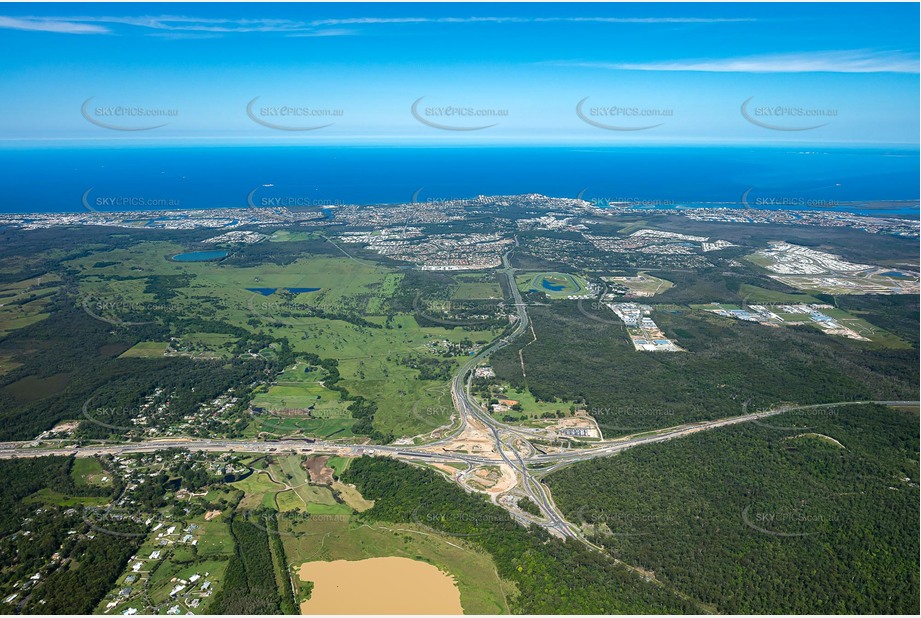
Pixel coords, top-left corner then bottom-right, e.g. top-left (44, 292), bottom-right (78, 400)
top-left (1, 145), bottom-right (918, 216)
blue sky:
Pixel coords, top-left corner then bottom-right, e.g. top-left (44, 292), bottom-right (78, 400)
top-left (0, 2), bottom-right (917, 145)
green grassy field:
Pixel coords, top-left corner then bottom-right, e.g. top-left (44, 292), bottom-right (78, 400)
top-left (305, 501), bottom-right (353, 515)
top-left (231, 456), bottom-right (361, 515)
top-left (452, 274), bottom-right (503, 300)
top-left (248, 416), bottom-right (356, 439)
top-left (69, 242), bottom-right (389, 323)
top-left (742, 252), bottom-right (775, 270)
top-left (486, 386), bottom-right (574, 422)
top-left (604, 272), bottom-right (673, 297)
top-left (272, 456), bottom-right (326, 499)
top-left (690, 302), bottom-right (738, 311)
top-left (269, 230), bottom-right (320, 243)
top-left (738, 283), bottom-right (821, 304)
top-left (290, 312), bottom-right (473, 437)
top-left (0, 273), bottom-right (61, 337)
top-left (332, 480), bottom-right (374, 512)
top-left (617, 220), bottom-right (649, 235)
top-left (326, 456), bottom-right (352, 478)
top-left (250, 361), bottom-right (355, 439)
top-left (66, 242), bottom-right (499, 439)
top-left (274, 489), bottom-right (303, 512)
top-left (71, 457), bottom-right (112, 488)
top-left (23, 487), bottom-right (110, 507)
top-left (232, 470), bottom-right (286, 509)
top-left (194, 516), bottom-right (237, 558)
top-left (118, 341), bottom-right (169, 358)
top-left (251, 360), bottom-right (347, 413)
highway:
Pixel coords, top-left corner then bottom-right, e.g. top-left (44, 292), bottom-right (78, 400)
top-left (434, 242), bottom-right (546, 443)
top-left (428, 241), bottom-right (921, 542)
top-left (0, 438), bottom-right (497, 465)
top-left (434, 242), bottom-right (581, 539)
top-left (0, 228), bottom-right (915, 548)
top-left (0, 399), bottom-right (915, 546)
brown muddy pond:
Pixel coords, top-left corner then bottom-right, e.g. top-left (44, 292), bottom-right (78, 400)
top-left (298, 556), bottom-right (463, 615)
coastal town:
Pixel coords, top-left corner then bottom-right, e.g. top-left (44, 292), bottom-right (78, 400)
top-left (1, 195), bottom-right (916, 241)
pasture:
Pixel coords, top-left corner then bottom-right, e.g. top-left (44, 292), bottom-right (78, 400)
top-left (65, 240), bottom-right (499, 438)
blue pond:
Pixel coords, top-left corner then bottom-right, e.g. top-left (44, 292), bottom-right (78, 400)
top-left (541, 278), bottom-right (566, 291)
top-left (245, 287), bottom-right (320, 296)
top-left (172, 250), bottom-right (228, 262)
top-left (881, 271), bottom-right (912, 279)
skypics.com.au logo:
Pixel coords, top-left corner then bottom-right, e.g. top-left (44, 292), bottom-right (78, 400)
top-left (741, 96), bottom-right (837, 131)
top-left (411, 97), bottom-right (508, 131)
top-left (81, 97), bottom-right (178, 131)
top-left (82, 188), bottom-right (180, 214)
top-left (576, 97), bottom-right (672, 131)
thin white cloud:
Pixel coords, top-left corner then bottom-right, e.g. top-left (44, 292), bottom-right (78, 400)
top-left (94, 15), bottom-right (315, 34)
top-left (0, 16), bottom-right (109, 34)
top-left (307, 16), bottom-right (755, 26)
top-left (0, 15), bottom-right (322, 34)
top-left (550, 50), bottom-right (920, 74)
top-left (0, 14), bottom-right (755, 35)
top-left (287, 29), bottom-right (358, 38)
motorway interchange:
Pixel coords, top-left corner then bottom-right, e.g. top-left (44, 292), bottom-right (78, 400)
top-left (0, 242), bottom-right (915, 552)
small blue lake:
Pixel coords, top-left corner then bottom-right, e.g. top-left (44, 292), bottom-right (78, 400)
top-left (245, 287), bottom-right (320, 296)
top-left (172, 250), bottom-right (228, 262)
top-left (881, 271), bottom-right (912, 279)
top-left (541, 279), bottom-right (566, 291)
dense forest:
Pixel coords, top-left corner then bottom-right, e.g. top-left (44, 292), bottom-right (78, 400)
top-left (347, 396), bottom-right (391, 442)
top-left (342, 457), bottom-right (701, 614)
top-left (492, 301), bottom-right (918, 436)
top-left (209, 513), bottom-right (282, 614)
top-left (0, 292), bottom-right (297, 441)
top-left (546, 404), bottom-right (920, 614)
top-left (265, 512), bottom-right (298, 614)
